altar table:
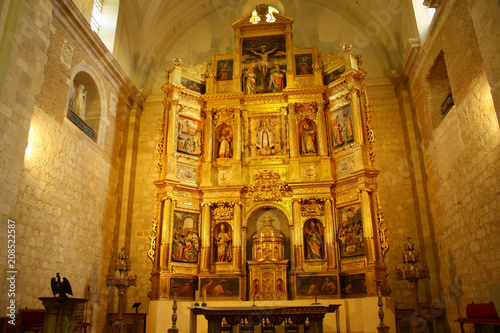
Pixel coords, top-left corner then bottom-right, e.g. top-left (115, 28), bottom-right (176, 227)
top-left (190, 304), bottom-right (341, 333)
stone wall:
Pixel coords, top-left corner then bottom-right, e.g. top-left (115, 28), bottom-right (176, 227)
top-left (400, 0), bottom-right (500, 330)
top-left (0, 0), bottom-right (139, 330)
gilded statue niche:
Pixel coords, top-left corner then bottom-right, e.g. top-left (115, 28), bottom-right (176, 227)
top-left (215, 124), bottom-right (233, 159)
top-left (298, 119), bottom-right (317, 155)
top-left (303, 219), bottom-right (325, 260)
top-left (214, 222), bottom-right (232, 263)
top-left (246, 115), bottom-right (286, 158)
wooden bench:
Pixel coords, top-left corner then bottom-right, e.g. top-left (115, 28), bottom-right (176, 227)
top-left (456, 303), bottom-right (500, 333)
top-left (18, 309), bottom-right (45, 333)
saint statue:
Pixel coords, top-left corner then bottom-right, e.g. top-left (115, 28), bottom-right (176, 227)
top-left (256, 119), bottom-right (275, 155)
top-left (243, 66), bottom-right (256, 94)
top-left (268, 65), bottom-right (285, 92)
top-left (69, 84), bottom-right (87, 119)
top-left (304, 221), bottom-right (324, 260)
top-left (301, 123), bottom-right (316, 154)
top-left (215, 224), bottom-right (232, 262)
top-left (218, 129), bottom-right (232, 158)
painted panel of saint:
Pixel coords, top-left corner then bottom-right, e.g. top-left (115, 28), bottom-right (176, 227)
top-left (296, 275), bottom-right (339, 297)
top-left (323, 65), bottom-right (346, 85)
top-left (337, 205), bottom-right (365, 259)
top-left (177, 115), bottom-right (202, 156)
top-left (329, 105), bottom-right (354, 149)
top-left (171, 211), bottom-right (200, 263)
top-left (295, 54), bottom-right (313, 75)
top-left (170, 278), bottom-right (197, 298)
top-left (216, 59), bottom-right (233, 81)
top-left (340, 274), bottom-right (367, 296)
top-left (298, 119), bottom-right (317, 154)
top-left (242, 35), bottom-right (287, 94)
top-left (214, 222), bottom-right (232, 262)
top-left (303, 219), bottom-right (325, 260)
top-left (200, 278), bottom-right (240, 298)
top-left (216, 125), bottom-right (233, 159)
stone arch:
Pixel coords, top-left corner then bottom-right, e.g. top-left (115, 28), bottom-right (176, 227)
top-left (68, 64), bottom-right (107, 142)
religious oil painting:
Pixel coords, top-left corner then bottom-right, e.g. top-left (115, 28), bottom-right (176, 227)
top-left (242, 35), bottom-right (287, 94)
top-left (200, 277), bottom-right (240, 298)
top-left (295, 53), bottom-right (313, 75)
top-left (296, 275), bottom-right (339, 297)
top-left (340, 273), bottom-right (367, 296)
top-left (330, 105), bottom-right (354, 149)
top-left (171, 211), bottom-right (200, 263)
top-left (216, 59), bottom-right (233, 81)
top-left (303, 219), bottom-right (325, 260)
top-left (170, 277), bottom-right (197, 299)
top-left (177, 115), bottom-right (202, 156)
top-left (180, 76), bottom-right (206, 94)
top-left (323, 65), bottom-right (346, 85)
top-left (337, 204), bottom-right (365, 259)
top-left (214, 222), bottom-right (232, 263)
top-left (298, 119), bottom-right (317, 154)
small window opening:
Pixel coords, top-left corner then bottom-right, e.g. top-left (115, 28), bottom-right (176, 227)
top-left (91, 0), bottom-right (103, 33)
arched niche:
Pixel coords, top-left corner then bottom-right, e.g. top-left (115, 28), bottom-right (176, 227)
top-left (68, 71), bottom-right (101, 141)
top-left (297, 118), bottom-right (317, 155)
top-left (245, 205), bottom-right (290, 262)
top-left (213, 222), bottom-right (232, 263)
top-left (214, 123), bottom-right (233, 159)
top-left (303, 218), bottom-right (325, 261)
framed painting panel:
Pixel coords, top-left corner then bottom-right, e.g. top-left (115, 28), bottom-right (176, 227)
top-left (337, 204), bottom-right (365, 259)
top-left (216, 59), bottom-right (233, 81)
top-left (169, 277), bottom-right (197, 299)
top-left (295, 275), bottom-right (339, 298)
top-left (295, 53), bottom-right (313, 75)
top-left (242, 35), bottom-right (287, 94)
top-left (181, 76), bottom-right (206, 94)
top-left (340, 273), bottom-right (367, 297)
top-left (199, 277), bottom-right (240, 298)
top-left (329, 105), bottom-right (354, 150)
top-left (171, 211), bottom-right (200, 263)
top-left (177, 115), bottom-right (202, 156)
top-left (323, 65), bottom-right (346, 85)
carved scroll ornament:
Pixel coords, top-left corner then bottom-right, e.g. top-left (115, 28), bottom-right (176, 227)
top-left (211, 201), bottom-right (235, 221)
top-left (299, 197), bottom-right (325, 216)
top-left (244, 170), bottom-right (290, 201)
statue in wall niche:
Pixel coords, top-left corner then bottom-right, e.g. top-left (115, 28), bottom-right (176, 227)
top-left (304, 220), bottom-right (325, 260)
top-left (300, 122), bottom-right (316, 154)
top-left (69, 84), bottom-right (87, 119)
top-left (256, 119), bottom-right (275, 155)
top-left (217, 128), bottom-right (232, 158)
top-left (215, 223), bottom-right (232, 262)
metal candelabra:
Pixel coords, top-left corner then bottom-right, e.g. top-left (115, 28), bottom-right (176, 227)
top-left (106, 247), bottom-right (137, 333)
top-left (396, 238), bottom-right (430, 333)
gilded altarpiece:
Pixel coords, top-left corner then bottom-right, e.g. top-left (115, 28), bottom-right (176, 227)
top-left (149, 5), bottom-right (388, 303)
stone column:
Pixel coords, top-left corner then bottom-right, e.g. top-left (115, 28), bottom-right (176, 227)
top-left (166, 101), bottom-right (178, 156)
top-left (324, 199), bottom-right (337, 271)
top-left (159, 198), bottom-right (172, 270)
top-left (233, 202), bottom-right (242, 272)
top-left (200, 202), bottom-right (212, 273)
top-left (316, 103), bottom-right (328, 156)
top-left (292, 200), bottom-right (303, 271)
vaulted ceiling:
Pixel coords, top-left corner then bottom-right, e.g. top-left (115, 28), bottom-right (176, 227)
top-left (112, 0), bottom-right (421, 94)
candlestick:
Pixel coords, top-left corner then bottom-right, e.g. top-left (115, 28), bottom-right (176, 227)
top-left (194, 290), bottom-right (199, 306)
top-left (202, 290), bottom-right (207, 307)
